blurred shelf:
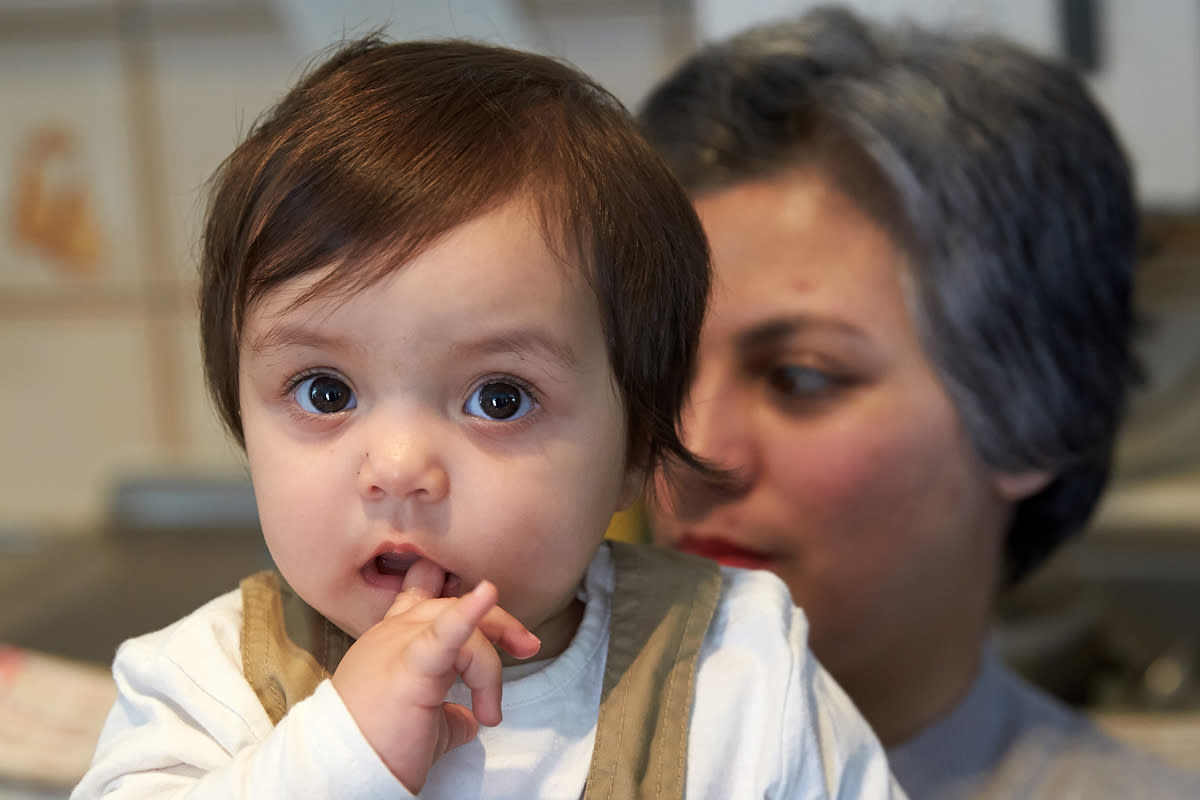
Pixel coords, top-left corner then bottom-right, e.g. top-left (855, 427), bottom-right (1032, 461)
top-left (0, 526), bottom-right (270, 666)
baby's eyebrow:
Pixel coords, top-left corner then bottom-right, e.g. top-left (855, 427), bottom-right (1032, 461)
top-left (244, 321), bottom-right (579, 371)
top-left (447, 328), bottom-right (579, 373)
top-left (243, 323), bottom-right (361, 358)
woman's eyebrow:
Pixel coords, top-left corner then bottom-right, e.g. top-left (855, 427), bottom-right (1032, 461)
top-left (735, 315), bottom-right (868, 354)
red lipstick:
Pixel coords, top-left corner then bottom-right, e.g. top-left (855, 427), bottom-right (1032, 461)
top-left (674, 536), bottom-right (773, 571)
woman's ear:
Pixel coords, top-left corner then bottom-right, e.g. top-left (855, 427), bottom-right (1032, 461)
top-left (992, 469), bottom-right (1053, 502)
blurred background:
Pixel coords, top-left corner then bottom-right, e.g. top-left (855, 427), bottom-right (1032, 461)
top-left (2, 0), bottom-right (1200, 795)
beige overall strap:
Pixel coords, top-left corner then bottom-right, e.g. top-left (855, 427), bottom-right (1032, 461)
top-left (240, 571), bottom-right (353, 725)
top-left (583, 541), bottom-right (723, 800)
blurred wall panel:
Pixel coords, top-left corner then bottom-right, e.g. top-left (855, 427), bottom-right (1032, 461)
top-left (0, 3), bottom-right (291, 533)
top-left (0, 316), bottom-right (161, 528)
top-left (694, 0), bottom-right (1200, 209)
top-left (151, 28), bottom-right (305, 476)
top-left (5, 0), bottom-right (1200, 535)
top-left (0, 37), bottom-right (145, 291)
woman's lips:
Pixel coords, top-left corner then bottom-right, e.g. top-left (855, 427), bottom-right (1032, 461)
top-left (674, 536), bottom-right (774, 571)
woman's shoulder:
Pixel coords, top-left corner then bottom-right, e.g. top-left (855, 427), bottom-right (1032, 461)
top-left (993, 667), bottom-right (1200, 797)
top-left (890, 653), bottom-right (1200, 799)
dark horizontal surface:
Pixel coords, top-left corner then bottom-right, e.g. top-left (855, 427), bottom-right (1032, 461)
top-left (0, 527), bottom-right (272, 666)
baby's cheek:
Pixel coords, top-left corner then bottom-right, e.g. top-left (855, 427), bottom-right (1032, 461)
top-left (466, 494), bottom-right (588, 578)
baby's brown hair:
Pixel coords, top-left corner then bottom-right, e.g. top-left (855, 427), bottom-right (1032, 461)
top-left (200, 36), bottom-right (710, 474)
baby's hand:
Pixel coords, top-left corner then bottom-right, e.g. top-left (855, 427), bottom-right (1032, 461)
top-left (331, 561), bottom-right (541, 793)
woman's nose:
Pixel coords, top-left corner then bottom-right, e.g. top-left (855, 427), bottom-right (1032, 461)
top-left (678, 373), bottom-right (757, 493)
top-left (356, 414), bottom-right (450, 503)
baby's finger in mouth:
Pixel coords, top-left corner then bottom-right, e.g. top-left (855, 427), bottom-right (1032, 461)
top-left (400, 557), bottom-right (447, 598)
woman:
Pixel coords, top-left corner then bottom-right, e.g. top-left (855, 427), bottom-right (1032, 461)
top-left (638, 7), bottom-right (1200, 799)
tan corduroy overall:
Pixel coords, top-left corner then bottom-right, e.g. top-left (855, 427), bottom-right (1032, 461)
top-left (240, 541), bottom-right (722, 799)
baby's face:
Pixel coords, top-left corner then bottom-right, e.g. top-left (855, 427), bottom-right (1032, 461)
top-left (236, 197), bottom-right (636, 658)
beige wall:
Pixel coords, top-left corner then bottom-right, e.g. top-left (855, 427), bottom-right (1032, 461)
top-left (0, 1), bottom-right (690, 533)
top-left (4, 0), bottom-right (1200, 535)
top-left (1, 14), bottom-right (315, 531)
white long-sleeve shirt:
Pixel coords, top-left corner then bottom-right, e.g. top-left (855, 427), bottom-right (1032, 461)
top-left (888, 646), bottom-right (1200, 799)
top-left (73, 544), bottom-right (904, 799)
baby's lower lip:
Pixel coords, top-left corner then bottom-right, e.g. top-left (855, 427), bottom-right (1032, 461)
top-left (675, 537), bottom-right (773, 570)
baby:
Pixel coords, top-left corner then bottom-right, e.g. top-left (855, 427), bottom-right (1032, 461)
top-left (72, 36), bottom-right (903, 798)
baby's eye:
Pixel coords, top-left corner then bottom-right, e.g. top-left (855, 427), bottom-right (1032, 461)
top-left (293, 374), bottom-right (356, 414)
top-left (767, 365), bottom-right (834, 397)
top-left (464, 380), bottom-right (536, 421)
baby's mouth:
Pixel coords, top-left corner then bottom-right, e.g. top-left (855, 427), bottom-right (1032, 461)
top-left (367, 551), bottom-right (464, 598)
top-left (375, 551), bottom-right (419, 576)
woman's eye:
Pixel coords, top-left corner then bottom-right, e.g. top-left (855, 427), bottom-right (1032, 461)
top-left (293, 375), bottom-right (356, 414)
top-left (464, 380), bottom-right (536, 421)
top-left (767, 365), bottom-right (834, 397)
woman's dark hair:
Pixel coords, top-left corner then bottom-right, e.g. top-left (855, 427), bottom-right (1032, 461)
top-left (200, 35), bottom-right (712, 475)
top-left (638, 6), bottom-right (1140, 583)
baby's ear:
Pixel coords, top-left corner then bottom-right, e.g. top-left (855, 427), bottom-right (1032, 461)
top-left (991, 469), bottom-right (1053, 502)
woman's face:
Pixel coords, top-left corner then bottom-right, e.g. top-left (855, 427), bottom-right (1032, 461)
top-left (650, 171), bottom-right (1032, 681)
